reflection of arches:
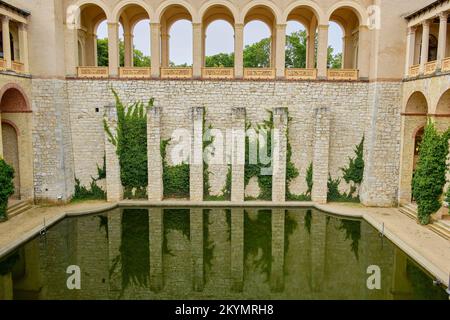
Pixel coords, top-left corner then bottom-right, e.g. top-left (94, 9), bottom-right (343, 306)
top-left (436, 89), bottom-right (450, 115)
top-left (1, 121), bottom-right (19, 199)
top-left (404, 91), bottom-right (428, 115)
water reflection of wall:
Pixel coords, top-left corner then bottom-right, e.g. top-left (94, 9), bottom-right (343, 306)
top-left (8, 208), bottom-right (446, 300)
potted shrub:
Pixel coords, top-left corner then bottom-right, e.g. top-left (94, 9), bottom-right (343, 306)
top-left (0, 158), bottom-right (14, 222)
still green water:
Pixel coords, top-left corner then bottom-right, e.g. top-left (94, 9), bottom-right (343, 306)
top-left (1, 208), bottom-right (448, 300)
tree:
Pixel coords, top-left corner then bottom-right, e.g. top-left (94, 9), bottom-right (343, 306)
top-left (328, 47), bottom-right (342, 69)
top-left (412, 121), bottom-right (450, 225)
top-left (205, 52), bottom-right (234, 67)
top-left (285, 30), bottom-right (307, 68)
top-left (0, 158), bottom-right (14, 220)
top-left (243, 38), bottom-right (271, 68)
top-left (96, 38), bottom-right (151, 67)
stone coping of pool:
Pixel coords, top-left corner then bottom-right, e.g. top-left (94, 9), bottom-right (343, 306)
top-left (0, 200), bottom-right (448, 290)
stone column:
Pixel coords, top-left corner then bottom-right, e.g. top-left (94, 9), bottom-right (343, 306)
top-left (190, 107), bottom-right (204, 201)
top-left (420, 20), bottom-right (430, 74)
top-left (271, 209), bottom-right (285, 292)
top-left (317, 25), bottom-right (329, 79)
top-left (437, 12), bottom-right (448, 69)
top-left (0, 272), bottom-right (13, 300)
top-left (0, 112), bottom-right (3, 158)
top-left (94, 34), bottom-right (98, 66)
top-left (312, 107), bottom-right (330, 204)
top-left (147, 106), bottom-right (163, 201)
top-left (230, 208), bottom-right (244, 292)
top-left (104, 104), bottom-right (123, 202)
top-left (275, 24), bottom-right (286, 78)
top-left (405, 27), bottom-right (417, 77)
top-left (151, 23), bottom-right (161, 77)
top-left (149, 208), bottom-right (164, 292)
top-left (272, 107), bottom-right (288, 202)
top-left (107, 209), bottom-right (122, 297)
top-left (358, 26), bottom-right (370, 79)
top-left (1, 16), bottom-right (11, 69)
top-left (343, 35), bottom-right (353, 68)
top-left (161, 32), bottom-right (169, 67)
top-left (306, 31), bottom-right (315, 69)
top-left (108, 22), bottom-right (119, 76)
top-left (18, 23), bottom-right (29, 73)
top-left (231, 107), bottom-right (246, 202)
top-left (123, 32), bottom-right (133, 67)
top-left (64, 23), bottom-right (79, 75)
top-left (234, 24), bottom-right (244, 78)
top-left (190, 208), bottom-right (204, 291)
top-left (193, 23), bottom-right (203, 78)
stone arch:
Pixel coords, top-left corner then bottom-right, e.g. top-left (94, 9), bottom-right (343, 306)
top-left (70, 0), bottom-right (112, 24)
top-left (111, 0), bottom-right (153, 23)
top-left (240, 0), bottom-right (282, 25)
top-left (326, 1), bottom-right (368, 26)
top-left (156, 0), bottom-right (197, 23)
top-left (404, 91), bottom-right (428, 115)
top-left (1, 121), bottom-right (20, 199)
top-left (0, 84), bottom-right (31, 113)
top-left (199, 0), bottom-right (239, 25)
top-left (435, 88), bottom-right (450, 115)
top-left (282, 0), bottom-right (326, 25)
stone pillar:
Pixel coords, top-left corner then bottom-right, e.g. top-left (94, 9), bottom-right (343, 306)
top-left (190, 107), bottom-right (204, 201)
top-left (405, 27), bottom-right (417, 77)
top-left (317, 25), bottom-right (329, 79)
top-left (151, 23), bottom-right (161, 77)
top-left (190, 208), bottom-right (204, 291)
top-left (272, 107), bottom-right (288, 202)
top-left (161, 32), bottom-right (169, 67)
top-left (193, 23), bottom-right (203, 78)
top-left (104, 104), bottom-right (123, 202)
top-left (343, 35), bottom-right (353, 68)
top-left (149, 208), bottom-right (164, 292)
top-left (1, 16), bottom-right (11, 69)
top-left (231, 107), bottom-right (246, 202)
top-left (107, 209), bottom-right (122, 296)
top-left (123, 32), bottom-right (133, 67)
top-left (108, 22), bottom-right (119, 76)
top-left (0, 112), bottom-right (3, 158)
top-left (271, 209), bottom-right (285, 292)
top-left (64, 23), bottom-right (78, 75)
top-left (234, 24), bottom-right (244, 78)
top-left (420, 20), bottom-right (430, 74)
top-left (18, 23), bottom-right (29, 73)
top-left (358, 26), bottom-right (370, 80)
top-left (147, 106), bottom-right (163, 201)
top-left (437, 12), bottom-right (448, 69)
top-left (306, 31), bottom-right (315, 69)
top-left (230, 208), bottom-right (244, 292)
top-left (94, 34), bottom-right (98, 66)
top-left (275, 24), bottom-right (286, 78)
top-left (312, 107), bottom-right (330, 204)
top-left (0, 272), bottom-right (13, 300)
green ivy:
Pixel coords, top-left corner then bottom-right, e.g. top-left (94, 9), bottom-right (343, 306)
top-left (161, 139), bottom-right (190, 198)
top-left (412, 121), bottom-right (450, 225)
top-left (339, 219), bottom-right (361, 260)
top-left (163, 209), bottom-right (190, 254)
top-left (327, 174), bottom-right (359, 202)
top-left (287, 163), bottom-right (313, 201)
top-left (105, 89), bottom-right (153, 199)
top-left (0, 158), bottom-right (14, 220)
top-left (72, 178), bottom-right (106, 201)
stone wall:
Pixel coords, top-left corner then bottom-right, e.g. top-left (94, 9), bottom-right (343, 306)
top-left (56, 79), bottom-right (401, 204)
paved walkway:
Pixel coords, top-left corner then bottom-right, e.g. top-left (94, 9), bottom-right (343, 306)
top-left (0, 200), bottom-right (448, 288)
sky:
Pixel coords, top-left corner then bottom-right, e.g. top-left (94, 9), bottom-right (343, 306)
top-left (97, 20), bottom-right (343, 66)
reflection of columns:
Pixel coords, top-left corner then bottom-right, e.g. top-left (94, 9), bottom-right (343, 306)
top-left (0, 112), bottom-right (3, 157)
top-left (271, 209), bottom-right (285, 292)
top-left (0, 272), bottom-right (13, 300)
top-left (191, 208), bottom-right (204, 291)
top-left (147, 106), bottom-right (163, 201)
top-left (391, 248), bottom-right (413, 300)
top-left (358, 26), bottom-right (370, 79)
top-left (437, 13), bottom-right (448, 69)
top-left (18, 23), bottom-right (29, 73)
top-left (317, 25), bottom-right (329, 78)
top-left (161, 32), bottom-right (169, 67)
top-left (150, 23), bottom-right (161, 77)
top-left (275, 24), bottom-right (286, 78)
top-left (124, 32), bottom-right (133, 67)
top-left (231, 107), bottom-right (246, 202)
top-left (230, 209), bottom-right (244, 292)
top-left (234, 24), bottom-right (244, 78)
top-left (420, 20), bottom-right (430, 74)
top-left (149, 208), bottom-right (164, 292)
top-left (405, 27), bottom-right (417, 77)
top-left (1, 16), bottom-right (11, 69)
top-left (306, 32), bottom-right (315, 68)
top-left (310, 213), bottom-right (326, 292)
top-left (193, 23), bottom-right (203, 78)
top-left (108, 209), bottom-right (122, 296)
top-left (272, 107), bottom-right (288, 202)
top-left (108, 22), bottom-right (119, 76)
top-left (104, 104), bottom-right (123, 202)
top-left (190, 107), bottom-right (204, 201)
top-left (312, 107), bottom-right (330, 204)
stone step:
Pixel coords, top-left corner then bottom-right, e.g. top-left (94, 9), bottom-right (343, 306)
top-left (428, 221), bottom-right (450, 241)
top-left (398, 206), bottom-right (417, 220)
top-left (6, 201), bottom-right (32, 218)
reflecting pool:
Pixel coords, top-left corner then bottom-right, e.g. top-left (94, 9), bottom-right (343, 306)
top-left (0, 208), bottom-right (447, 300)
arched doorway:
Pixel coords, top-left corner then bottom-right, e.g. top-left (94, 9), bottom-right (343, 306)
top-left (1, 122), bottom-right (19, 199)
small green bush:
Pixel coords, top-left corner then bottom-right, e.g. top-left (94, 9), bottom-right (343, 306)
top-left (0, 158), bottom-right (14, 220)
top-left (161, 139), bottom-right (190, 198)
top-left (412, 121), bottom-right (450, 225)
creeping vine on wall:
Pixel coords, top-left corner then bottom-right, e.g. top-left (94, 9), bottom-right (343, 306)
top-left (412, 121), bottom-right (450, 225)
top-left (161, 139), bottom-right (190, 198)
top-left (0, 158), bottom-right (14, 220)
top-left (72, 154), bottom-right (107, 202)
